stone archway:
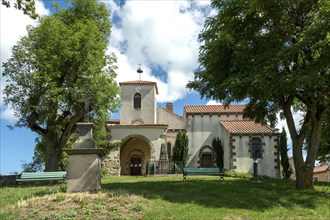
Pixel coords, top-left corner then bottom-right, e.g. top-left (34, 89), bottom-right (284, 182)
top-left (120, 135), bottom-right (151, 175)
top-left (198, 145), bottom-right (216, 168)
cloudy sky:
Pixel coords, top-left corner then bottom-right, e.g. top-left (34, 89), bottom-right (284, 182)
top-left (0, 0), bottom-right (300, 174)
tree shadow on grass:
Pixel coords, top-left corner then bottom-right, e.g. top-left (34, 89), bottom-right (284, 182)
top-left (102, 176), bottom-right (327, 212)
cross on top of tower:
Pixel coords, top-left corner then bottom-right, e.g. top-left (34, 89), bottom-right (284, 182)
top-left (137, 64), bottom-right (143, 80)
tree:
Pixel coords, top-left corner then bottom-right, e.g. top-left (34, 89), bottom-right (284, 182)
top-left (172, 131), bottom-right (189, 167)
top-left (187, 0), bottom-right (329, 189)
top-left (2, 0), bottom-right (38, 19)
top-left (2, 0), bottom-right (120, 171)
top-left (279, 128), bottom-right (291, 179)
top-left (212, 137), bottom-right (224, 169)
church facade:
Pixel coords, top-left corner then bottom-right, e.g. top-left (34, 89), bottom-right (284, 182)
top-left (103, 79), bottom-right (281, 178)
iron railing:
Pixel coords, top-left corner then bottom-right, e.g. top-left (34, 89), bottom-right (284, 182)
top-left (146, 160), bottom-right (183, 175)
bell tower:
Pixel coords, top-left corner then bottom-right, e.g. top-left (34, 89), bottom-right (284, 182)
top-left (119, 67), bottom-right (158, 125)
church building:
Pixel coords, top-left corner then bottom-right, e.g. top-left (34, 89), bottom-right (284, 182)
top-left (103, 70), bottom-right (281, 178)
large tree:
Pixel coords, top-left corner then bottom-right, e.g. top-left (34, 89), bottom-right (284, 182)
top-left (187, 0), bottom-right (329, 189)
top-left (2, 0), bottom-right (120, 171)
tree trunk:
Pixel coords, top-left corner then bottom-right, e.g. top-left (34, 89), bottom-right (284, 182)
top-left (44, 138), bottom-right (59, 171)
top-left (289, 110), bottom-right (323, 190)
top-left (280, 97), bottom-right (324, 190)
top-left (294, 158), bottom-right (314, 189)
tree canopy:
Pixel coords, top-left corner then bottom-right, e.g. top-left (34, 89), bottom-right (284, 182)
top-left (2, 0), bottom-right (120, 171)
top-left (187, 0), bottom-right (329, 189)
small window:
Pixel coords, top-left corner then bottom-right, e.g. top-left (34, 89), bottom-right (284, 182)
top-left (250, 137), bottom-right (262, 159)
top-left (167, 143), bottom-right (172, 160)
top-left (134, 93), bottom-right (141, 109)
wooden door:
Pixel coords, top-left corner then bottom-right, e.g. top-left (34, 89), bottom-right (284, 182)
top-left (130, 158), bottom-right (142, 175)
top-left (202, 154), bottom-right (213, 167)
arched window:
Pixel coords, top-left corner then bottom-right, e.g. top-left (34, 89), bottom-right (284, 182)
top-left (250, 137), bottom-right (262, 159)
top-left (167, 142), bottom-right (172, 160)
top-left (133, 93), bottom-right (141, 109)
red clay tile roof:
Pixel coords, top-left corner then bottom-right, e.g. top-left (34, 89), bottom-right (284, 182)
top-left (184, 105), bottom-right (245, 114)
top-left (119, 80), bottom-right (159, 94)
top-left (106, 124), bottom-right (168, 128)
top-left (220, 120), bottom-right (275, 134)
top-left (106, 119), bottom-right (120, 124)
top-left (314, 165), bottom-right (329, 173)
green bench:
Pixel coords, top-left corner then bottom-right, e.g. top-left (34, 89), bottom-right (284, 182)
top-left (16, 171), bottom-right (67, 183)
top-left (183, 168), bottom-right (224, 180)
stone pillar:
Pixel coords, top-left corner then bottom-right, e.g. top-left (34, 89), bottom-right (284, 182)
top-left (64, 122), bottom-right (105, 193)
top-left (73, 122), bottom-right (96, 149)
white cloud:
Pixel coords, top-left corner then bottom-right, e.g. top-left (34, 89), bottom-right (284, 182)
top-left (0, 106), bottom-right (18, 123)
top-left (206, 100), bottom-right (222, 105)
top-left (106, 0), bottom-right (212, 103)
top-left (276, 110), bottom-right (304, 156)
top-left (1, 1), bottom-right (50, 122)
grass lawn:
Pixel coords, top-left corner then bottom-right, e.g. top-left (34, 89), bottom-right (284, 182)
top-left (1, 175), bottom-right (329, 219)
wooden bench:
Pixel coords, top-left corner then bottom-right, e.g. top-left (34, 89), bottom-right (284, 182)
top-left (183, 168), bottom-right (224, 180)
top-left (16, 171), bottom-right (67, 183)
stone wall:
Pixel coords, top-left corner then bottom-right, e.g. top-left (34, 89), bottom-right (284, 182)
top-left (102, 155), bottom-right (120, 176)
top-left (0, 175), bottom-right (19, 186)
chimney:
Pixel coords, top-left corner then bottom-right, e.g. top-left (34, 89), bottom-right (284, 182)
top-left (166, 103), bottom-right (173, 112)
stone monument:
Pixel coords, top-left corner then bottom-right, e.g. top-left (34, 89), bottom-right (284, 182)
top-left (64, 84), bottom-right (105, 192)
top-left (64, 123), bottom-right (104, 192)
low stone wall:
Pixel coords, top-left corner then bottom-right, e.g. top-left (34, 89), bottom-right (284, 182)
top-left (0, 175), bottom-right (19, 186)
top-left (102, 156), bottom-right (120, 176)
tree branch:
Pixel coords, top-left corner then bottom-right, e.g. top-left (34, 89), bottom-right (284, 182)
top-left (27, 111), bottom-right (46, 137)
top-left (58, 110), bottom-right (84, 148)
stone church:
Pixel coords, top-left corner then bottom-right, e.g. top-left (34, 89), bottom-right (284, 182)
top-left (103, 72), bottom-right (281, 178)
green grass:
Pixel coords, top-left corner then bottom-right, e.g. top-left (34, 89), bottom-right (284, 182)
top-left (1, 176), bottom-right (329, 219)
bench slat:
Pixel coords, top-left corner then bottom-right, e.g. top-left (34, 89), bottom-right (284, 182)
top-left (17, 171), bottom-right (67, 182)
top-left (183, 168), bottom-right (224, 180)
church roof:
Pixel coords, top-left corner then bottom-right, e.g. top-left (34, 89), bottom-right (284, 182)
top-left (184, 104), bottom-right (245, 114)
top-left (106, 124), bottom-right (168, 128)
top-left (314, 165), bottom-right (329, 173)
top-left (119, 80), bottom-right (159, 94)
top-left (220, 120), bottom-right (275, 134)
top-left (106, 119), bottom-right (120, 125)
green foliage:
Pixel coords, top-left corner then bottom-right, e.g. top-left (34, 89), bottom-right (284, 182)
top-left (97, 140), bottom-right (122, 155)
top-left (279, 128), bottom-right (291, 179)
top-left (318, 109), bottom-right (330, 165)
top-left (172, 131), bottom-right (190, 167)
top-left (212, 137), bottom-right (224, 169)
top-left (2, 0), bottom-right (38, 19)
top-left (2, 0), bottom-right (120, 171)
top-left (187, 0), bottom-right (330, 189)
top-left (224, 170), bottom-right (253, 179)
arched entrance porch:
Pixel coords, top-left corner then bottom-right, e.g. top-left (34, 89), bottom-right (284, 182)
top-left (120, 135), bottom-right (151, 176)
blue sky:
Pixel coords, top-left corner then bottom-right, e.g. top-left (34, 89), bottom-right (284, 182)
top-left (0, 0), bottom-right (296, 174)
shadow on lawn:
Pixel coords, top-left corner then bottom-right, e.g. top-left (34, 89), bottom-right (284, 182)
top-left (102, 177), bottom-right (326, 211)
